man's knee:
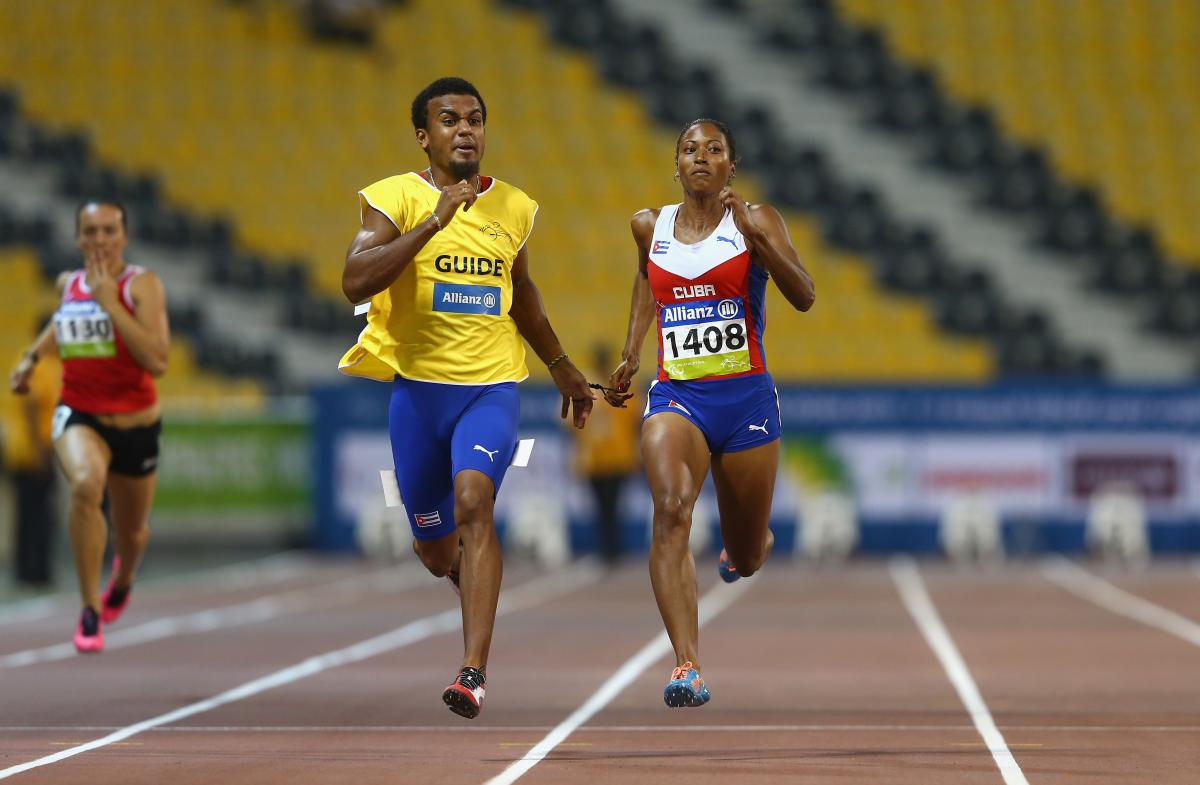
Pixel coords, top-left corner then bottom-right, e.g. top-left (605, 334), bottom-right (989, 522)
top-left (413, 537), bottom-right (457, 577)
top-left (453, 482), bottom-right (494, 529)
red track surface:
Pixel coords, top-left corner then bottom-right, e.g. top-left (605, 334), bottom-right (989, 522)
top-left (1, 557), bottom-right (1198, 784)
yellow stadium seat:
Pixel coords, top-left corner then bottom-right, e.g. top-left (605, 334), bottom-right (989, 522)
top-left (840, 0), bottom-right (1200, 266)
top-left (0, 0), bottom-right (994, 381)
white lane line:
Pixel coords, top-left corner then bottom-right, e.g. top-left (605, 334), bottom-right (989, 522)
top-left (1043, 557), bottom-right (1200, 647)
top-left (483, 576), bottom-right (754, 785)
top-left (890, 558), bottom-right (1030, 785)
top-left (1, 564), bottom-right (430, 668)
top-left (0, 551), bottom-right (311, 627)
top-left (5, 723), bottom-right (1200, 733)
top-left (0, 563), bottom-right (601, 780)
top-left (0, 597), bottom-right (59, 627)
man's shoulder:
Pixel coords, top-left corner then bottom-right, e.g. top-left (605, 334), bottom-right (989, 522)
top-left (483, 177), bottom-right (537, 212)
top-left (360, 172), bottom-right (423, 197)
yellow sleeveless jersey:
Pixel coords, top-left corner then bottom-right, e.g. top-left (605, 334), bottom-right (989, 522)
top-left (338, 172), bottom-right (537, 384)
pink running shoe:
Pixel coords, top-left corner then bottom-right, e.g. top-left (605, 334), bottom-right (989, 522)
top-left (74, 607), bottom-right (104, 653)
top-left (100, 556), bottom-right (131, 624)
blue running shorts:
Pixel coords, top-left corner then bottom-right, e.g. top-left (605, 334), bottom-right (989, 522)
top-left (643, 373), bottom-right (780, 454)
top-left (388, 376), bottom-right (520, 540)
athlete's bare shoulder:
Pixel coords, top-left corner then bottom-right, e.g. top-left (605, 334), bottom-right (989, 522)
top-left (54, 270), bottom-right (71, 294)
top-left (630, 207), bottom-right (660, 244)
top-left (747, 202), bottom-right (785, 226)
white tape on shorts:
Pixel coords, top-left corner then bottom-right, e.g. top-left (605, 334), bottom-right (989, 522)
top-left (380, 469), bottom-right (403, 508)
top-left (511, 438), bottom-right (535, 468)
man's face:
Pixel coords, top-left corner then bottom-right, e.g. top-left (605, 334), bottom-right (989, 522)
top-left (417, 93), bottom-right (485, 180)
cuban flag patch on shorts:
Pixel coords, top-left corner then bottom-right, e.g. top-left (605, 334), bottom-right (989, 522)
top-left (414, 511), bottom-right (442, 527)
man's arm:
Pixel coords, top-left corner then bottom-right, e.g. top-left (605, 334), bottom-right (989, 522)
top-left (509, 245), bottom-right (595, 428)
top-left (342, 179), bottom-right (479, 304)
top-left (342, 206), bottom-right (434, 304)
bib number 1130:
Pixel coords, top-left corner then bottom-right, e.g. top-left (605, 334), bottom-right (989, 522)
top-left (55, 312), bottom-right (117, 359)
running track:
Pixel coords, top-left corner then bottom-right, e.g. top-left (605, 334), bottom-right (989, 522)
top-left (1, 554), bottom-right (1198, 783)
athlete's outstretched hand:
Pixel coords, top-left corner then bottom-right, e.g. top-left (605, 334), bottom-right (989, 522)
top-left (719, 187), bottom-right (756, 249)
top-left (604, 355), bottom-right (638, 408)
top-left (433, 179), bottom-right (479, 228)
top-left (551, 358), bottom-right (596, 429)
top-left (9, 354), bottom-right (35, 394)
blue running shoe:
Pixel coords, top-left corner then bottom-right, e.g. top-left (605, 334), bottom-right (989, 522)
top-left (717, 548), bottom-right (740, 583)
top-left (663, 662), bottom-right (711, 708)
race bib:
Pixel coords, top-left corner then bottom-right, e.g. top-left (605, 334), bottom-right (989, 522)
top-left (660, 297), bottom-right (752, 380)
top-left (55, 302), bottom-right (116, 359)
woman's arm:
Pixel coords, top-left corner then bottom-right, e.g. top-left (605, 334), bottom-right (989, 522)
top-left (720, 190), bottom-right (815, 312)
top-left (607, 209), bottom-right (659, 403)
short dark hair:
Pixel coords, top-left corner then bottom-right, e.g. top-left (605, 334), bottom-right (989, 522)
top-left (675, 118), bottom-right (738, 164)
top-left (411, 77), bottom-right (487, 130)
top-left (75, 199), bottom-right (128, 235)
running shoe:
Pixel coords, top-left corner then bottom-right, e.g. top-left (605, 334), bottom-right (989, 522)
top-left (100, 556), bottom-right (131, 624)
top-left (717, 548), bottom-right (740, 583)
top-left (663, 661), bottom-right (710, 708)
top-left (442, 666), bottom-right (486, 719)
top-left (74, 607), bottom-right (104, 654)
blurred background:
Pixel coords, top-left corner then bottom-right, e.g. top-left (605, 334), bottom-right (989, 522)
top-left (2, 0), bottom-right (1198, 593)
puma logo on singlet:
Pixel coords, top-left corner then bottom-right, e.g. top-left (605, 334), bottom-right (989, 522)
top-left (716, 235), bottom-right (739, 250)
top-left (748, 419), bottom-right (769, 435)
top-left (473, 445), bottom-right (499, 462)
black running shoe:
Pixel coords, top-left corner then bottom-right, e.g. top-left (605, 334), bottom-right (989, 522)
top-left (442, 666), bottom-right (486, 719)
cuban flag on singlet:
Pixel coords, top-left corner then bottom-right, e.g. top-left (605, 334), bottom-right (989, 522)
top-left (646, 204), bottom-right (769, 382)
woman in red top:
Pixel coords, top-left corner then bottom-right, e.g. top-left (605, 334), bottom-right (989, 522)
top-left (10, 200), bottom-right (170, 653)
top-left (607, 120), bottom-right (815, 707)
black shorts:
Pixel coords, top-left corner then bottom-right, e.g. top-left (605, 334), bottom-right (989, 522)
top-left (53, 405), bottom-right (162, 477)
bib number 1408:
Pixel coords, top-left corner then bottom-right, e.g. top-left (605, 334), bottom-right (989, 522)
top-left (664, 322), bottom-right (746, 358)
top-left (659, 296), bottom-right (753, 380)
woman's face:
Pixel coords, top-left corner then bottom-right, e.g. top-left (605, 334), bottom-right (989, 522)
top-left (76, 203), bottom-right (128, 269)
top-left (676, 122), bottom-right (734, 194)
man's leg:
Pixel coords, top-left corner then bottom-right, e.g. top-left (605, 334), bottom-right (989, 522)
top-left (452, 469), bottom-right (501, 671)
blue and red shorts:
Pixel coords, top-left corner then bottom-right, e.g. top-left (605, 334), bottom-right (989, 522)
top-left (643, 373), bottom-right (780, 454)
top-left (388, 376), bottom-right (519, 540)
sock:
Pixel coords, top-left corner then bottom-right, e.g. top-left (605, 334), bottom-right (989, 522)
top-left (105, 585), bottom-right (130, 608)
top-left (81, 607), bottom-right (100, 636)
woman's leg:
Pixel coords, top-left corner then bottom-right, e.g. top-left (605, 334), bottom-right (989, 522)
top-left (55, 426), bottom-right (112, 611)
top-left (642, 412), bottom-right (711, 668)
top-left (105, 470), bottom-right (157, 590)
top-left (711, 439), bottom-right (780, 577)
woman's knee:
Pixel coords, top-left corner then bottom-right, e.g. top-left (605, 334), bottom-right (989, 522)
top-left (726, 529), bottom-right (773, 577)
top-left (68, 472), bottom-right (106, 508)
top-left (727, 548), bottom-right (765, 577)
top-left (651, 494), bottom-right (692, 538)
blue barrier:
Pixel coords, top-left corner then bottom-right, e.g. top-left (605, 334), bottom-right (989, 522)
top-left (312, 382), bottom-right (1200, 554)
